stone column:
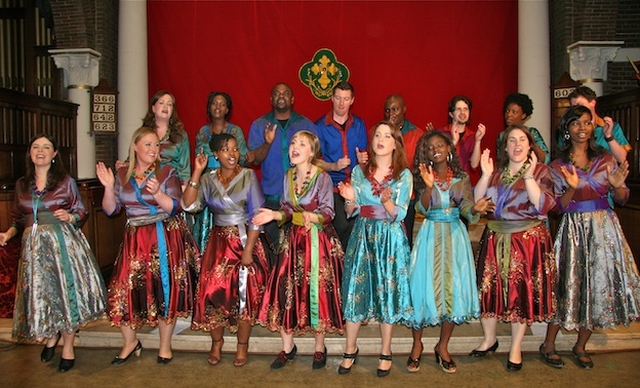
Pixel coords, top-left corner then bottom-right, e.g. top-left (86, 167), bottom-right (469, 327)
top-left (519, 0), bottom-right (551, 149)
top-left (49, 48), bottom-right (101, 179)
top-left (567, 41), bottom-right (624, 96)
top-left (118, 0), bottom-right (149, 159)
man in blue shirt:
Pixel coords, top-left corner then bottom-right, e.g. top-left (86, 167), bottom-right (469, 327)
top-left (248, 82), bottom-right (316, 248)
top-left (316, 81), bottom-right (368, 248)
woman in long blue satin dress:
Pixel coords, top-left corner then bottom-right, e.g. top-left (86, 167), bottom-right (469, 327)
top-left (337, 121), bottom-right (413, 378)
top-left (406, 131), bottom-right (489, 374)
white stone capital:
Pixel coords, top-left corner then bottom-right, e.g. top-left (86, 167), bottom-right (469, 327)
top-left (49, 48), bottom-right (102, 88)
top-left (567, 41), bottom-right (624, 83)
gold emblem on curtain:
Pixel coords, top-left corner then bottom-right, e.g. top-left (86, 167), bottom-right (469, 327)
top-left (299, 48), bottom-right (350, 101)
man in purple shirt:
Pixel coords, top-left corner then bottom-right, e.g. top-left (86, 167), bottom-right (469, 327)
top-left (248, 82), bottom-right (316, 248)
top-left (315, 81), bottom-right (368, 248)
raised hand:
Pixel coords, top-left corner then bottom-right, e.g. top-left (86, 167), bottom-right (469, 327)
top-left (476, 123), bottom-right (486, 141)
top-left (603, 116), bottom-right (614, 138)
top-left (559, 164), bottom-right (579, 190)
top-left (96, 162), bottom-right (115, 188)
top-left (525, 149), bottom-right (538, 176)
top-left (607, 160), bottom-right (629, 188)
top-left (356, 147), bottom-right (369, 164)
top-left (245, 150), bottom-right (255, 165)
top-left (425, 122), bottom-right (435, 132)
top-left (480, 149), bottom-right (494, 176)
top-left (337, 181), bottom-right (355, 201)
top-left (194, 148), bottom-right (208, 173)
top-left (418, 163), bottom-right (435, 188)
top-left (264, 123), bottom-right (276, 145)
top-left (145, 177), bottom-right (161, 196)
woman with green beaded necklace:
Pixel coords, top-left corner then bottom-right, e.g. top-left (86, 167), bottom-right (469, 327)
top-left (470, 124), bottom-right (557, 372)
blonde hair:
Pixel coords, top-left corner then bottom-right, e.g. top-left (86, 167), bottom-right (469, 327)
top-left (291, 130), bottom-right (321, 165)
top-left (126, 126), bottom-right (161, 181)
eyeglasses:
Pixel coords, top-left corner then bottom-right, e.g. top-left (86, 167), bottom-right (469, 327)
top-left (570, 120), bottom-right (593, 128)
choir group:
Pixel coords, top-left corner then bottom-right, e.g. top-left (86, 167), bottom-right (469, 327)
top-left (0, 82), bottom-right (638, 376)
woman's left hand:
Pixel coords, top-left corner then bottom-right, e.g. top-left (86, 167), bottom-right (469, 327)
top-left (53, 209), bottom-right (74, 223)
top-left (146, 177), bottom-right (161, 196)
top-left (380, 187), bottom-right (392, 204)
top-left (607, 160), bottom-right (629, 188)
top-left (525, 149), bottom-right (538, 176)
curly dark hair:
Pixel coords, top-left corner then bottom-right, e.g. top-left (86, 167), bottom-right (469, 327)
top-left (503, 93), bottom-right (533, 117)
top-left (556, 105), bottom-right (604, 162)
top-left (22, 133), bottom-right (68, 192)
top-left (413, 131), bottom-right (464, 193)
top-left (365, 120), bottom-right (408, 180)
top-left (142, 90), bottom-right (185, 144)
top-left (209, 133), bottom-right (236, 154)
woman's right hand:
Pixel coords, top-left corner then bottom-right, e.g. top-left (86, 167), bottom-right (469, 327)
top-left (252, 208), bottom-right (275, 226)
top-left (418, 163), bottom-right (434, 188)
top-left (480, 149), bottom-right (494, 176)
top-left (0, 231), bottom-right (13, 246)
top-left (96, 162), bottom-right (115, 188)
top-left (194, 148), bottom-right (208, 173)
top-left (559, 164), bottom-right (579, 190)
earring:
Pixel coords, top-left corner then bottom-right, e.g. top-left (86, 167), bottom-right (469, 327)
top-left (428, 159), bottom-right (434, 167)
top-left (52, 158), bottom-right (56, 164)
top-left (564, 132), bottom-right (570, 140)
top-left (169, 118), bottom-right (173, 126)
top-left (446, 152), bottom-right (452, 163)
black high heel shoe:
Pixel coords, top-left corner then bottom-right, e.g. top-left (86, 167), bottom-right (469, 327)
top-left (157, 355), bottom-right (172, 364)
top-left (377, 354), bottom-right (392, 377)
top-left (111, 340), bottom-right (143, 365)
top-left (406, 342), bottom-right (423, 373)
top-left (59, 358), bottom-right (75, 372)
top-left (434, 346), bottom-right (457, 373)
top-left (507, 352), bottom-right (523, 372)
top-left (469, 340), bottom-right (499, 357)
top-left (41, 332), bottom-right (61, 363)
top-left (338, 347), bottom-right (359, 375)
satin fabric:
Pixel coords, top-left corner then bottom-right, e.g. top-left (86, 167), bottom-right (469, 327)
top-left (186, 169), bottom-right (271, 332)
top-left (341, 166), bottom-right (413, 325)
top-left (476, 164), bottom-right (557, 323)
top-left (108, 165), bottom-right (199, 329)
top-left (258, 169), bottom-right (344, 335)
top-left (11, 176), bottom-right (106, 340)
top-left (408, 174), bottom-right (480, 328)
top-left (550, 154), bottom-right (640, 330)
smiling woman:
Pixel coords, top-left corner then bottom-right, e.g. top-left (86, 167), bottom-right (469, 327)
top-left (0, 133), bottom-right (106, 373)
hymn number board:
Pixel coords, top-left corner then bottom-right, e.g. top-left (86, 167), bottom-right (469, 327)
top-left (91, 80), bottom-right (117, 132)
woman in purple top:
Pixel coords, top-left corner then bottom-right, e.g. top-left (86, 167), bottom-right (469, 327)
top-left (540, 105), bottom-right (640, 369)
top-left (97, 126), bottom-right (199, 366)
top-left (470, 125), bottom-right (557, 372)
top-left (0, 134), bottom-right (106, 372)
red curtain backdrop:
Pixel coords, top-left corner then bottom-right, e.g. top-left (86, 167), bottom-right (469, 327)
top-left (147, 0), bottom-right (518, 161)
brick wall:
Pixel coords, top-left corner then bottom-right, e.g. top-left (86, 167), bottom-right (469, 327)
top-left (49, 0), bottom-right (119, 168)
top-left (550, 0), bottom-right (640, 92)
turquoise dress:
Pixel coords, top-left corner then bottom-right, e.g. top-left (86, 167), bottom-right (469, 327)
top-left (342, 166), bottom-right (413, 324)
top-left (159, 132), bottom-right (191, 185)
top-left (408, 173), bottom-right (480, 328)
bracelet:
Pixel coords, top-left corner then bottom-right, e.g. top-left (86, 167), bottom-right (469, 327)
top-left (188, 180), bottom-right (200, 189)
top-left (604, 135), bottom-right (614, 143)
top-left (344, 199), bottom-right (356, 206)
top-left (522, 175), bottom-right (535, 180)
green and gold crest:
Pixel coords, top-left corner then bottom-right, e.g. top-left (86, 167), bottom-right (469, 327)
top-left (299, 48), bottom-right (350, 101)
